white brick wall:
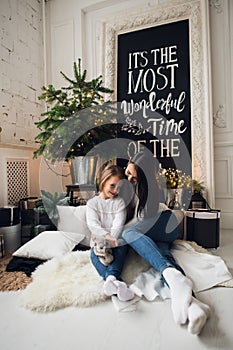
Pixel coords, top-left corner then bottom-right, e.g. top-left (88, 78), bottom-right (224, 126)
top-left (0, 0), bottom-right (43, 147)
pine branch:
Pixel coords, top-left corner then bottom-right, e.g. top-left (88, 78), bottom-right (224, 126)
top-left (34, 58), bottom-right (114, 161)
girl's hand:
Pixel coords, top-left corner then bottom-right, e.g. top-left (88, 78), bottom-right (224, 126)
top-left (105, 233), bottom-right (119, 247)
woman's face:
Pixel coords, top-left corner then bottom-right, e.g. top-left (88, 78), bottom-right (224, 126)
top-left (125, 163), bottom-right (138, 184)
top-left (101, 175), bottom-right (121, 199)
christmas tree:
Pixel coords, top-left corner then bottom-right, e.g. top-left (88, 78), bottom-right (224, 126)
top-left (33, 59), bottom-right (114, 162)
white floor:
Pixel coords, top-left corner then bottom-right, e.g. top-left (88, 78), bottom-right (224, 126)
top-left (1, 230), bottom-right (233, 350)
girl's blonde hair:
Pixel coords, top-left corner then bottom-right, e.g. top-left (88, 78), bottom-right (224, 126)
top-left (97, 162), bottom-right (125, 192)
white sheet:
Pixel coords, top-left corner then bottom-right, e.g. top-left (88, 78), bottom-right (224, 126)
top-left (171, 240), bottom-right (232, 292)
top-left (127, 240), bottom-right (232, 304)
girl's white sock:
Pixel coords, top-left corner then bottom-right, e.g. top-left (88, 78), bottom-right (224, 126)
top-left (103, 275), bottom-right (117, 296)
top-left (187, 297), bottom-right (211, 335)
top-left (162, 267), bottom-right (193, 324)
top-left (114, 280), bottom-right (135, 301)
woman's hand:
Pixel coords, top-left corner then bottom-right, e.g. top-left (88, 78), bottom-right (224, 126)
top-left (105, 233), bottom-right (119, 247)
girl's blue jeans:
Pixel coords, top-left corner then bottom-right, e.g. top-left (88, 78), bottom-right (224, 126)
top-left (90, 211), bottom-right (184, 282)
top-left (122, 210), bottom-right (185, 277)
top-left (90, 242), bottom-right (129, 281)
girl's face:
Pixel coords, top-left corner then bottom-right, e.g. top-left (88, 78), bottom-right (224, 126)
top-left (101, 175), bottom-right (121, 199)
top-left (125, 163), bottom-right (138, 184)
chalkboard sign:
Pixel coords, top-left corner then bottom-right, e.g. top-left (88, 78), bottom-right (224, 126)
top-left (117, 19), bottom-right (191, 174)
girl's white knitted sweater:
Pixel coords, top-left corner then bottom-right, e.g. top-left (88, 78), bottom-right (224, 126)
top-left (86, 195), bottom-right (126, 247)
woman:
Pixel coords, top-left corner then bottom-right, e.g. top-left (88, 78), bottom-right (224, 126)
top-left (122, 151), bottom-right (210, 335)
top-left (86, 163), bottom-right (134, 302)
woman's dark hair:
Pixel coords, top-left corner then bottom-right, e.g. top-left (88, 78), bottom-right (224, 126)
top-left (129, 151), bottom-right (160, 218)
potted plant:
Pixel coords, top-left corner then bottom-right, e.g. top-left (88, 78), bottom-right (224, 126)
top-left (34, 190), bottom-right (69, 227)
top-left (33, 59), bottom-right (115, 183)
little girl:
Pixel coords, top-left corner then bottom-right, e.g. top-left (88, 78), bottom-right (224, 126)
top-left (86, 163), bottom-right (134, 302)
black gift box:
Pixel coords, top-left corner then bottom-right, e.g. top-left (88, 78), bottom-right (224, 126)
top-left (0, 207), bottom-right (20, 227)
top-left (186, 209), bottom-right (220, 248)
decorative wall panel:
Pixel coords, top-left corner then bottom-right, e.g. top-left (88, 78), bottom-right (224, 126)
top-left (214, 157), bottom-right (232, 198)
top-left (6, 160), bottom-right (29, 206)
top-left (101, 0), bottom-right (215, 206)
top-left (51, 19), bottom-right (75, 88)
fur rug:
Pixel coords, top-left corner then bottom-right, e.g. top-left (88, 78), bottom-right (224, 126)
top-left (20, 248), bottom-right (149, 312)
top-left (20, 240), bottom-right (233, 312)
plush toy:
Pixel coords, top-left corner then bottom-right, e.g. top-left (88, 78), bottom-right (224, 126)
top-left (93, 236), bottom-right (114, 266)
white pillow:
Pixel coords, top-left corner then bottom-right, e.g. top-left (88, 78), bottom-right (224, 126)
top-left (13, 230), bottom-right (85, 260)
top-left (57, 205), bottom-right (91, 247)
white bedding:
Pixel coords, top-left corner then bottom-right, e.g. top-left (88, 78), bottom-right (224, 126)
top-left (20, 240), bottom-right (232, 312)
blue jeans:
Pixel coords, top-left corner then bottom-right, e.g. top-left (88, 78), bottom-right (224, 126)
top-left (122, 210), bottom-right (185, 277)
top-left (90, 243), bottom-right (129, 281)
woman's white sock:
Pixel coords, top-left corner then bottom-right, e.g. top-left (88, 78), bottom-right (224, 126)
top-left (187, 297), bottom-right (211, 335)
top-left (103, 275), bottom-right (117, 296)
top-left (114, 280), bottom-right (135, 301)
top-left (162, 267), bottom-right (193, 325)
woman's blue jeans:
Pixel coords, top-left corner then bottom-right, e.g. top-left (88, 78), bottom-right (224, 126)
top-left (122, 210), bottom-right (185, 277)
top-left (90, 242), bottom-right (129, 281)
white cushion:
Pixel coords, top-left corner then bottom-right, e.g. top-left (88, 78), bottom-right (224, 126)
top-left (13, 230), bottom-right (85, 260)
top-left (57, 205), bottom-right (91, 247)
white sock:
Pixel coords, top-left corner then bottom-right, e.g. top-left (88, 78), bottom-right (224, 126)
top-left (103, 275), bottom-right (117, 296)
top-left (187, 297), bottom-right (211, 335)
top-left (162, 268), bottom-right (193, 325)
top-left (114, 280), bottom-right (135, 302)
